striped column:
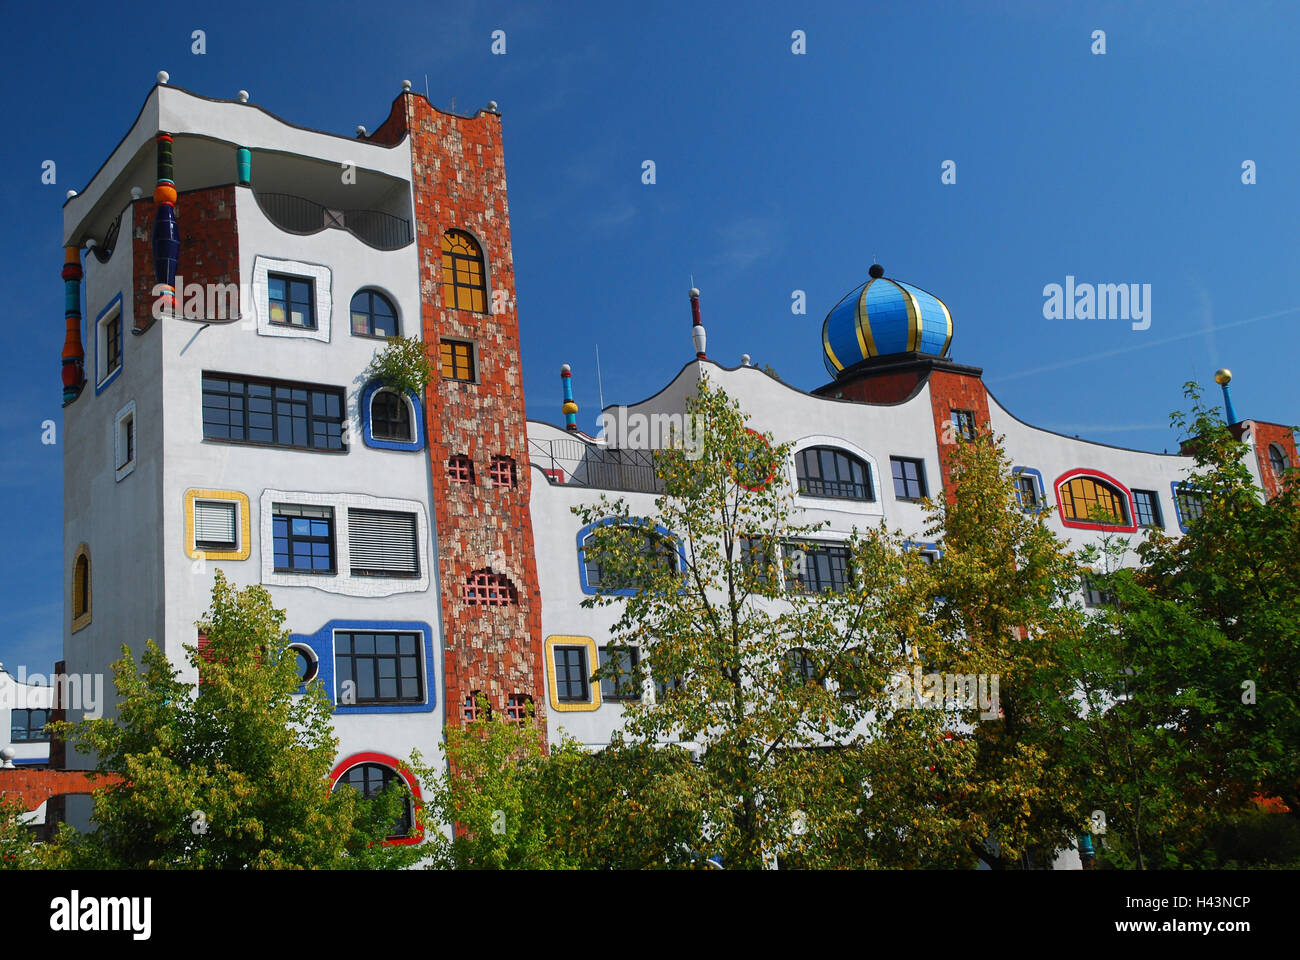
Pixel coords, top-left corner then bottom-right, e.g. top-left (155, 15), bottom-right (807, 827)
top-left (60, 246), bottom-right (85, 405)
top-left (560, 364), bottom-right (578, 431)
top-left (152, 132), bottom-right (179, 317)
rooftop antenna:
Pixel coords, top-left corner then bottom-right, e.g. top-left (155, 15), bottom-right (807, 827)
top-left (424, 74), bottom-right (430, 101)
top-left (595, 342), bottom-right (606, 412)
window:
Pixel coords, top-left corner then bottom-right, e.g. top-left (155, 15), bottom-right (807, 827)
top-left (370, 390), bottom-right (412, 442)
top-left (202, 374), bottom-right (346, 451)
top-left (333, 763), bottom-right (412, 838)
top-left (273, 504), bottom-right (336, 574)
top-left (553, 645), bottom-right (591, 703)
top-left (335, 631), bottom-right (424, 704)
top-left (891, 457), bottom-right (927, 500)
top-left (1269, 444), bottom-right (1289, 477)
top-left (1082, 576), bottom-right (1116, 608)
top-left (599, 645), bottom-right (641, 701)
top-left (350, 289), bottom-right (398, 338)
top-left (10, 708), bottom-right (50, 743)
top-left (784, 649), bottom-right (821, 687)
top-left (741, 536), bottom-right (774, 583)
top-left (1132, 489), bottom-right (1163, 528)
top-left (505, 694), bottom-right (533, 724)
top-left (194, 500), bottom-right (239, 552)
top-left (795, 446), bottom-right (873, 501)
top-left (348, 509), bottom-right (418, 578)
top-left (951, 409), bottom-right (977, 442)
top-left (786, 541), bottom-right (852, 595)
top-left (96, 299), bottom-right (123, 389)
top-left (1014, 474), bottom-right (1040, 510)
top-left (114, 403), bottom-right (135, 478)
top-left (1059, 475), bottom-right (1130, 526)
top-left (463, 570), bottom-right (517, 605)
top-left (439, 339), bottom-right (475, 382)
top-left (441, 230), bottom-right (487, 312)
top-left (448, 454), bottom-right (475, 484)
top-left (71, 544), bottom-right (91, 631)
top-left (582, 525), bottom-right (679, 592)
top-left (288, 643), bottom-right (319, 683)
top-left (268, 273), bottom-right (315, 328)
top-left (1176, 488), bottom-right (1206, 524)
top-left (463, 691), bottom-right (489, 722)
top-left (489, 456), bottom-right (518, 488)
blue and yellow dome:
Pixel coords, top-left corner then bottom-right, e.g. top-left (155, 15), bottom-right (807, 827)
top-left (821, 265), bottom-right (953, 378)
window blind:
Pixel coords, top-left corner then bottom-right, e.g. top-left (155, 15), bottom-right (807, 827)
top-left (195, 501), bottom-right (238, 546)
top-left (349, 509), bottom-right (418, 576)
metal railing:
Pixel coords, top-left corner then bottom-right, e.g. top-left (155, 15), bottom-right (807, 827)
top-left (529, 437), bottom-right (664, 494)
top-left (254, 192), bottom-right (413, 250)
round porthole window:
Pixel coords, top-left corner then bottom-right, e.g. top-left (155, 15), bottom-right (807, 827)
top-left (288, 643), bottom-right (319, 683)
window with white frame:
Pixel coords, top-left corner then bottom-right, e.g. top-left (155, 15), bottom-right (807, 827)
top-left (194, 500), bottom-right (240, 553)
top-left (113, 401), bottom-right (136, 481)
top-left (96, 299), bottom-right (123, 387)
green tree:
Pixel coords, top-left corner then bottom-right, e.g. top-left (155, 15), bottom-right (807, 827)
top-left (0, 794), bottom-right (51, 869)
top-left (573, 377), bottom-right (909, 869)
top-left (52, 571), bottom-right (419, 869)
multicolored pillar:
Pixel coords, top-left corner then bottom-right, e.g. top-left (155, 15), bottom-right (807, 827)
top-left (152, 132), bottom-right (179, 317)
top-left (560, 363), bottom-right (578, 431)
top-left (1215, 368), bottom-right (1238, 424)
top-left (236, 147), bottom-right (251, 186)
top-left (690, 286), bottom-right (707, 360)
top-left (60, 246), bottom-right (85, 405)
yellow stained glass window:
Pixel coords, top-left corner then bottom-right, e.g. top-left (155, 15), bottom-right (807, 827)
top-left (440, 339), bottom-right (475, 382)
top-left (440, 230), bottom-right (487, 313)
top-left (1060, 476), bottom-right (1127, 525)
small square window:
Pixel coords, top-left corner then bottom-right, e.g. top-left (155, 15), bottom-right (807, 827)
top-left (273, 503), bottom-right (336, 574)
top-left (195, 500), bottom-right (239, 552)
top-left (440, 340), bottom-right (475, 382)
top-left (598, 645), bottom-right (641, 701)
top-left (448, 455), bottom-right (475, 484)
top-left (268, 273), bottom-right (315, 329)
top-left (463, 690), bottom-right (490, 722)
top-left (891, 457), bottom-right (927, 500)
top-left (505, 693), bottom-right (533, 724)
top-left (489, 456), bottom-right (517, 488)
top-left (951, 409), bottom-right (977, 442)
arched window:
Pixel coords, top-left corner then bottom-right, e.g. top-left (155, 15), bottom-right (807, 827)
top-left (370, 389), bottom-right (413, 442)
top-left (1057, 473), bottom-right (1132, 528)
top-left (1269, 444), bottom-right (1289, 477)
top-left (795, 446), bottom-right (873, 500)
top-left (440, 230), bottom-right (487, 313)
top-left (349, 289), bottom-right (398, 337)
top-left (71, 544), bottom-right (92, 631)
top-left (332, 761), bottom-right (413, 839)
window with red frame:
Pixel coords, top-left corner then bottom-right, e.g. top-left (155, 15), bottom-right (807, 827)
top-left (463, 570), bottom-right (518, 606)
top-left (463, 690), bottom-right (490, 722)
top-left (448, 454), bottom-right (474, 485)
top-left (505, 693), bottom-right (533, 724)
top-left (489, 456), bottom-right (518, 488)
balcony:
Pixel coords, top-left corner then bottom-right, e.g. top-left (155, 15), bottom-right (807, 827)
top-left (529, 437), bottom-right (664, 494)
top-left (253, 191), bottom-right (413, 251)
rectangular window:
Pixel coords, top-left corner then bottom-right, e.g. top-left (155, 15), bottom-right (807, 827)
top-left (97, 302), bottom-right (123, 386)
top-left (891, 457), bottom-right (927, 500)
top-left (1177, 489), bottom-right (1205, 523)
top-left (598, 645), bottom-right (641, 701)
top-left (194, 500), bottom-right (239, 552)
top-left (1133, 489), bottom-right (1163, 528)
top-left (440, 339), bottom-right (475, 382)
top-left (554, 645), bottom-right (590, 702)
top-left (334, 631), bottom-right (424, 704)
top-left (951, 409), bottom-right (977, 441)
top-left (273, 504), bottom-right (336, 574)
top-left (1014, 473), bottom-right (1040, 510)
top-left (202, 374), bottom-right (346, 451)
top-left (741, 536), bottom-right (772, 583)
top-left (348, 509), bottom-right (419, 578)
top-left (268, 273), bottom-right (315, 328)
top-left (10, 708), bottom-right (50, 743)
top-left (786, 541), bottom-right (852, 595)
top-left (1082, 576), bottom-right (1116, 608)
top-left (119, 414), bottom-right (134, 467)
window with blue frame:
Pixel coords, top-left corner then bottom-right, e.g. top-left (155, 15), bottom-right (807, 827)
top-left (334, 631), bottom-right (423, 704)
top-left (1175, 487), bottom-right (1206, 525)
top-left (273, 503), bottom-right (336, 573)
top-left (581, 523), bottom-right (679, 592)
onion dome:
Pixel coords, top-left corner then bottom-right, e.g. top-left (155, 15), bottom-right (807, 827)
top-left (821, 264), bottom-right (953, 378)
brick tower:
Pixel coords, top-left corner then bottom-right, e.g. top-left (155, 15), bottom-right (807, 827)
top-left (370, 93), bottom-right (546, 737)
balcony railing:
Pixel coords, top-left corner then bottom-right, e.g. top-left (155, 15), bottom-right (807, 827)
top-left (529, 437), bottom-right (664, 494)
top-left (254, 192), bottom-right (413, 250)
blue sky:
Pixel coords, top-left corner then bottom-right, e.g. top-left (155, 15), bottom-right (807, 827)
top-left (1, 0), bottom-right (1296, 671)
